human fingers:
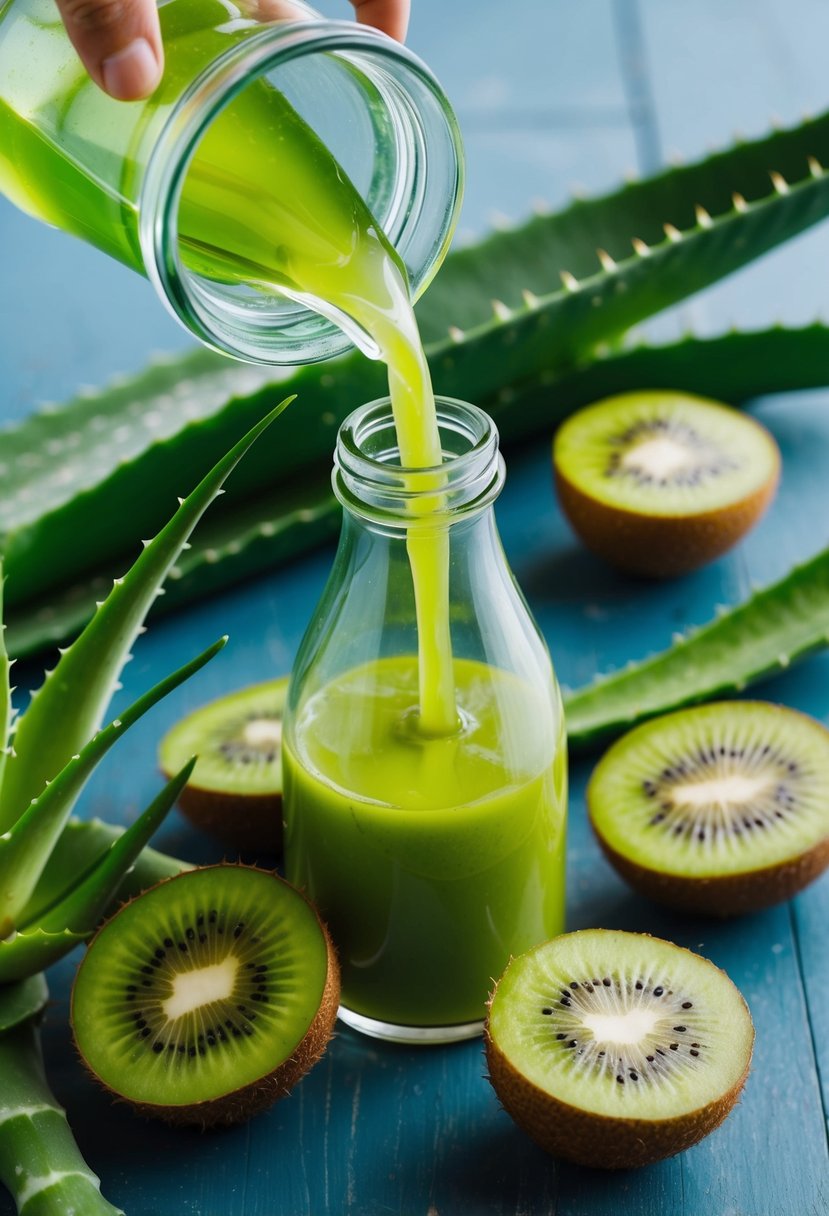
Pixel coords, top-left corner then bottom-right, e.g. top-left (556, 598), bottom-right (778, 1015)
top-left (55, 0), bottom-right (164, 100)
top-left (350, 0), bottom-right (410, 42)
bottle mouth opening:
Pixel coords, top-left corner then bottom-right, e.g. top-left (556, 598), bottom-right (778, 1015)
top-left (335, 397), bottom-right (504, 521)
top-left (140, 19), bottom-right (463, 365)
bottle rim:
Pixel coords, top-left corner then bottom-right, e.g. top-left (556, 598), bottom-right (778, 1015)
top-left (139, 16), bottom-right (464, 365)
top-left (334, 396), bottom-right (505, 525)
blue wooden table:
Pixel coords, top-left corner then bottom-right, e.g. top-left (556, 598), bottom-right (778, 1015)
top-left (2, 2), bottom-right (829, 1213)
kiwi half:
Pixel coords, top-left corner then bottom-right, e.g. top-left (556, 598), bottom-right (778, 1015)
top-left (159, 679), bottom-right (288, 854)
top-left (485, 929), bottom-right (753, 1169)
top-left (553, 391), bottom-right (780, 577)
top-left (71, 865), bottom-right (339, 1128)
top-left (588, 701), bottom-right (829, 915)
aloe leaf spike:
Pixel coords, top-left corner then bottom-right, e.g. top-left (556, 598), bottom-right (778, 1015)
top-left (564, 547), bottom-right (829, 747)
top-left (0, 1019), bottom-right (123, 1216)
top-left (0, 638), bottom-right (224, 933)
top-left (29, 758), bottom-right (195, 934)
top-left (0, 394), bottom-right (295, 827)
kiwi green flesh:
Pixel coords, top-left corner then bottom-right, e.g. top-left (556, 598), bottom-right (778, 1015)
top-left (487, 930), bottom-right (752, 1128)
top-left (72, 866), bottom-right (333, 1115)
top-left (159, 679), bottom-right (288, 797)
top-left (553, 392), bottom-right (779, 517)
top-left (588, 702), bottom-right (829, 884)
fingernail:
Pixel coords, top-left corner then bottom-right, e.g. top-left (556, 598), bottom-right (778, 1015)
top-left (102, 38), bottom-right (161, 100)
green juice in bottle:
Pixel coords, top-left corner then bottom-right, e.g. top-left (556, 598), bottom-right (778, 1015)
top-left (283, 657), bottom-right (567, 1028)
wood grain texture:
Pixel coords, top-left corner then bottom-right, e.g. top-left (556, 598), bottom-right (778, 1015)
top-left (2, 0), bottom-right (829, 1213)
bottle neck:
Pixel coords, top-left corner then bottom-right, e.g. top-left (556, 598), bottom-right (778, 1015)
top-left (333, 397), bottom-right (504, 530)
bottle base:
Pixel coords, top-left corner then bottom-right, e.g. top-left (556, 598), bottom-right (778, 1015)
top-left (337, 1004), bottom-right (484, 1044)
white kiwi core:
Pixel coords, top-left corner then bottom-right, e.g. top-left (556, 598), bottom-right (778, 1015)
top-left (163, 957), bottom-right (240, 1021)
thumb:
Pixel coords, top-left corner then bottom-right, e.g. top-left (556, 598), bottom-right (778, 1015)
top-left (55, 0), bottom-right (164, 101)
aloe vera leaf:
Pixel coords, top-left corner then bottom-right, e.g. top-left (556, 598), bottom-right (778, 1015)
top-left (0, 638), bottom-right (223, 928)
top-left (0, 566), bottom-right (11, 793)
top-left (1, 354), bottom-right (376, 609)
top-left (416, 111), bottom-right (829, 341)
top-left (0, 1019), bottom-right (123, 1216)
top-left (24, 759), bottom-right (194, 935)
top-left (5, 113), bottom-right (829, 612)
top-left (0, 976), bottom-right (48, 1034)
top-left (564, 548), bottom-right (829, 748)
top-left (0, 931), bottom-right (89, 987)
top-left (22, 819), bottom-right (186, 927)
top-left (0, 397), bottom-right (293, 825)
top-left (428, 180), bottom-right (829, 423)
top-left (6, 474), bottom-right (341, 659)
top-left (489, 321), bottom-right (829, 444)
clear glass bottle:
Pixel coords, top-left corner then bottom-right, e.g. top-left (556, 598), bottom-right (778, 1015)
top-left (282, 396), bottom-right (568, 1044)
top-left (0, 0), bottom-right (463, 362)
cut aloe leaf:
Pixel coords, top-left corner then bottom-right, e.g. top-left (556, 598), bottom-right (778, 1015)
top-left (0, 396), bottom-right (293, 827)
top-left (565, 548), bottom-right (829, 747)
top-left (419, 113), bottom-right (829, 339)
top-left (509, 321), bottom-right (829, 442)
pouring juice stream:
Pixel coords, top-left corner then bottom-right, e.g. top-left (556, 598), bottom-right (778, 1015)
top-left (181, 84), bottom-right (459, 736)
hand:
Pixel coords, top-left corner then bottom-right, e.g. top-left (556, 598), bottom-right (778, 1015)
top-left (56, 0), bottom-right (411, 104)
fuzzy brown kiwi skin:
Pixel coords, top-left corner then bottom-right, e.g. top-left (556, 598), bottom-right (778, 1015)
top-left (483, 940), bottom-right (754, 1170)
top-left (171, 783), bottom-right (283, 856)
top-left (554, 457), bottom-right (779, 578)
top-left (71, 864), bottom-right (340, 1131)
top-left (484, 1031), bottom-right (751, 1169)
top-left (593, 829), bottom-right (829, 917)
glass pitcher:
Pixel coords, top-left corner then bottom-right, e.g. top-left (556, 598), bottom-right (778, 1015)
top-left (0, 0), bottom-right (463, 362)
top-left (282, 396), bottom-right (568, 1044)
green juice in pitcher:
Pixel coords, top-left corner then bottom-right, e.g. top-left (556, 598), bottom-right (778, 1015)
top-left (0, 0), bottom-right (567, 1035)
